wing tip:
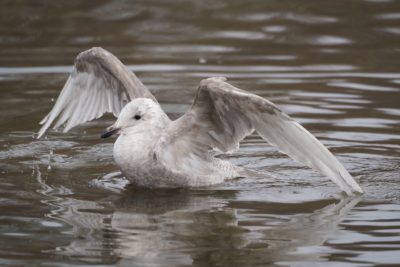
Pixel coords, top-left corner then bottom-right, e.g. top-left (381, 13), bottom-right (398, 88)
top-left (340, 176), bottom-right (363, 196)
top-left (350, 183), bottom-right (364, 195)
top-left (343, 187), bottom-right (363, 196)
top-left (39, 114), bottom-right (49, 125)
top-left (340, 169), bottom-right (364, 195)
top-left (37, 126), bottom-right (46, 139)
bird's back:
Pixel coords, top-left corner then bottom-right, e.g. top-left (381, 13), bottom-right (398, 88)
top-left (113, 118), bottom-right (244, 188)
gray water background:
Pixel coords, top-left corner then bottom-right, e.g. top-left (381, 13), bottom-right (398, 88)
top-left (0, 1), bottom-right (399, 266)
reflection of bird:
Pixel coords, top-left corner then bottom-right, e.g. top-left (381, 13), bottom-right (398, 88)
top-left (34, 155), bottom-right (361, 265)
top-left (38, 47), bottom-right (362, 194)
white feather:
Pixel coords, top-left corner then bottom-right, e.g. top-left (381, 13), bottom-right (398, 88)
top-left (37, 47), bottom-right (156, 138)
top-left (157, 77), bottom-right (363, 194)
top-left (37, 48), bottom-right (362, 194)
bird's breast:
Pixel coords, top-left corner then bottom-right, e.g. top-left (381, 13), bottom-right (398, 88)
top-left (113, 131), bottom-right (158, 175)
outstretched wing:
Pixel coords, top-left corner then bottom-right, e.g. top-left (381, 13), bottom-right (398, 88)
top-left (158, 77), bottom-right (363, 195)
top-left (37, 47), bottom-right (157, 138)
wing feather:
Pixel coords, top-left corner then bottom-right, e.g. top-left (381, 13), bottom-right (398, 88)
top-left (159, 77), bottom-right (362, 195)
top-left (38, 47), bottom-right (157, 138)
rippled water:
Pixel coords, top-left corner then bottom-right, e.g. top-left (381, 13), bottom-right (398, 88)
top-left (1, 0), bottom-right (400, 266)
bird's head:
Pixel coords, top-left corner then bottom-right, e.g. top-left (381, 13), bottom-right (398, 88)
top-left (101, 98), bottom-right (165, 138)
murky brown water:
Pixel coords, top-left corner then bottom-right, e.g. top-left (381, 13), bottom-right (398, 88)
top-left (1, 0), bottom-right (400, 266)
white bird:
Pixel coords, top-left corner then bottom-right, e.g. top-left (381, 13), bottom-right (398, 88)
top-left (38, 47), bottom-right (363, 194)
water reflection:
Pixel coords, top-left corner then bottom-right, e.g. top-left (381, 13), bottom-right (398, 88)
top-left (34, 167), bottom-right (361, 266)
top-left (1, 0), bottom-right (400, 266)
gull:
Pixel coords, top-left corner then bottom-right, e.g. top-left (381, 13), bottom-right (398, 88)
top-left (38, 47), bottom-right (363, 195)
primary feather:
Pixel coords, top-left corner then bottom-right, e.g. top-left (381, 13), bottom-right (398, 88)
top-left (37, 48), bottom-right (363, 195)
top-left (38, 47), bottom-right (157, 138)
top-left (157, 77), bottom-right (362, 194)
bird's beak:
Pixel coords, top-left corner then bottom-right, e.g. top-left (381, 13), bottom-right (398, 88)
top-left (101, 124), bottom-right (120, 138)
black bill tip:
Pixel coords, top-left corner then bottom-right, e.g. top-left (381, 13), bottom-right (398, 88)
top-left (101, 128), bottom-right (120, 138)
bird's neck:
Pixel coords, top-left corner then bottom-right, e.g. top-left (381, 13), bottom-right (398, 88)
top-left (113, 119), bottom-right (169, 171)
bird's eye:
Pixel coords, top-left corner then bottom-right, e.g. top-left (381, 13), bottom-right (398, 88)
top-left (134, 115), bottom-right (141, 120)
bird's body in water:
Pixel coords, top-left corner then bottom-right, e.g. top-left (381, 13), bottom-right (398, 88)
top-left (111, 98), bottom-right (242, 188)
top-left (38, 47), bottom-right (363, 195)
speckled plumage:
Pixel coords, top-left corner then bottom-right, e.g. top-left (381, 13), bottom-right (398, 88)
top-left (112, 98), bottom-right (243, 188)
top-left (38, 47), bottom-right (363, 194)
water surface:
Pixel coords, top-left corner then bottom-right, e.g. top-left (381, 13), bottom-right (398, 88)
top-left (0, 0), bottom-right (399, 266)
